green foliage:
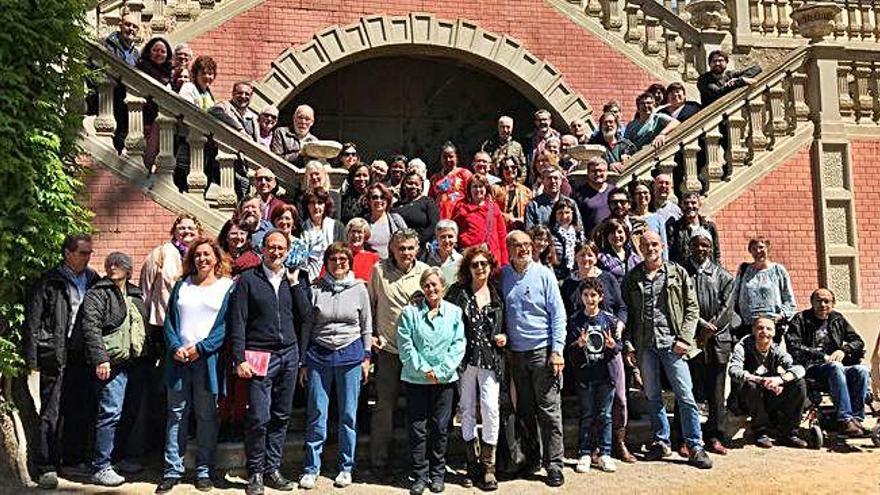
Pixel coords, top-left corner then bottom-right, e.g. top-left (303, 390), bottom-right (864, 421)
top-left (0, 0), bottom-right (94, 375)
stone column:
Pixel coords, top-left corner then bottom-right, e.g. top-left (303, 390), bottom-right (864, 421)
top-left (625, 4), bottom-right (643, 43)
top-left (643, 16), bottom-right (661, 56)
top-left (214, 151), bottom-right (239, 210)
top-left (747, 98), bottom-right (769, 151)
top-left (789, 70), bottom-right (810, 121)
top-left (155, 114), bottom-right (177, 175)
top-left (767, 84), bottom-right (789, 136)
top-left (726, 111), bottom-right (749, 168)
top-left (681, 140), bottom-right (703, 195)
top-left (663, 31), bottom-right (682, 69)
top-left (94, 76), bottom-right (117, 136)
top-left (705, 125), bottom-right (725, 181)
top-left (603, 0), bottom-right (624, 30)
top-left (124, 91), bottom-right (147, 158)
top-left (186, 130), bottom-right (208, 194)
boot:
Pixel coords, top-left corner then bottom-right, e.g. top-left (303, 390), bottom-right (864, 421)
top-left (480, 441), bottom-right (498, 491)
top-left (463, 439), bottom-right (481, 488)
top-left (613, 427), bottom-right (637, 464)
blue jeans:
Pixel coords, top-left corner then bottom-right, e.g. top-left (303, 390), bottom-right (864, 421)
top-left (92, 367), bottom-right (128, 472)
top-left (163, 359), bottom-right (218, 479)
top-left (245, 345), bottom-right (298, 476)
top-left (640, 346), bottom-right (703, 450)
top-left (575, 378), bottom-right (614, 456)
top-left (304, 361), bottom-right (362, 475)
top-left (806, 362), bottom-right (870, 422)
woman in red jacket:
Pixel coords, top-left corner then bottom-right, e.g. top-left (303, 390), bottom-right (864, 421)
top-left (451, 174), bottom-right (509, 266)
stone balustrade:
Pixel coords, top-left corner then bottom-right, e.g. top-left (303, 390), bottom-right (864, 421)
top-left (84, 38), bottom-right (339, 216)
top-left (597, 44), bottom-right (812, 195)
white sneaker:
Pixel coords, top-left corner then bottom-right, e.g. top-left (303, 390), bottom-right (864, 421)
top-left (300, 473), bottom-right (318, 489)
top-left (334, 471), bottom-right (352, 487)
top-left (598, 455), bottom-right (617, 473)
top-left (92, 466), bottom-right (125, 486)
top-left (575, 454), bottom-right (591, 473)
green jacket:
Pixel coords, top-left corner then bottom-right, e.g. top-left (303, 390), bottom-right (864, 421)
top-left (397, 300), bottom-right (466, 384)
top-left (622, 261), bottom-right (700, 359)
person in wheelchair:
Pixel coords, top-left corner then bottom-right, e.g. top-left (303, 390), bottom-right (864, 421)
top-left (728, 316), bottom-right (808, 448)
top-left (786, 288), bottom-right (870, 437)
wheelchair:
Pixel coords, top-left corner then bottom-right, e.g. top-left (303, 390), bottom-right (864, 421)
top-left (802, 377), bottom-right (880, 449)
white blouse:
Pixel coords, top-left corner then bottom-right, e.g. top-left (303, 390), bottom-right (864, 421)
top-left (177, 277), bottom-right (233, 346)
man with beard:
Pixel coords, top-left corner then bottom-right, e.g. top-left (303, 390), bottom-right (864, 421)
top-left (572, 157), bottom-right (612, 235)
top-left (271, 104), bottom-right (318, 166)
top-left (237, 195), bottom-right (274, 251)
top-left (671, 230), bottom-right (736, 456)
top-left (666, 192), bottom-right (721, 266)
top-left (601, 187), bottom-right (666, 254)
top-left (482, 115), bottom-right (527, 182)
top-left (697, 50), bottom-right (762, 106)
top-left (624, 92), bottom-right (679, 152)
top-left (210, 81), bottom-right (260, 199)
top-left (588, 112), bottom-right (637, 173)
top-left (527, 109), bottom-right (561, 169)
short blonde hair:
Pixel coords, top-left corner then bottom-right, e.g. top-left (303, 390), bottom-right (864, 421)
top-left (420, 266), bottom-right (445, 288)
top-left (345, 217), bottom-right (371, 241)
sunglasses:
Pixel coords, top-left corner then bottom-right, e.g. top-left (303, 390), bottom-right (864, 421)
top-left (370, 195), bottom-right (385, 201)
top-left (342, 151), bottom-right (358, 157)
top-left (470, 260), bottom-right (490, 269)
top-left (255, 176), bottom-right (275, 182)
top-left (328, 256), bottom-right (349, 264)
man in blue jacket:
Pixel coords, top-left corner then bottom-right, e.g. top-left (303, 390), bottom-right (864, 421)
top-left (228, 230), bottom-right (312, 495)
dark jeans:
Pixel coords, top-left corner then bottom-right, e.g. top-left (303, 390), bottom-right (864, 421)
top-left (806, 363), bottom-right (870, 422)
top-left (575, 377), bottom-right (614, 456)
top-left (737, 378), bottom-right (806, 437)
top-left (509, 348), bottom-right (564, 472)
top-left (61, 355), bottom-right (96, 467)
top-left (115, 356), bottom-right (156, 461)
top-left (245, 345), bottom-right (298, 476)
top-left (370, 350), bottom-right (402, 467)
top-left (672, 356), bottom-right (730, 443)
top-left (35, 364), bottom-right (64, 474)
top-left (406, 382), bottom-right (455, 484)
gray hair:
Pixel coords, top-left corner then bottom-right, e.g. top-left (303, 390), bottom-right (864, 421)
top-left (420, 266), bottom-right (446, 287)
top-left (390, 228), bottom-right (420, 247)
top-left (345, 217), bottom-right (371, 241)
top-left (435, 219), bottom-right (459, 236)
top-left (104, 252), bottom-right (133, 280)
top-left (407, 158), bottom-right (427, 179)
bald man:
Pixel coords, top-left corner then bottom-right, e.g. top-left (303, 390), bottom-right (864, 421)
top-left (270, 104), bottom-right (318, 166)
top-left (622, 231), bottom-right (711, 469)
top-left (787, 288), bottom-right (870, 436)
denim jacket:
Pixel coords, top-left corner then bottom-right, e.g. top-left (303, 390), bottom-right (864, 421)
top-left (397, 300), bottom-right (466, 384)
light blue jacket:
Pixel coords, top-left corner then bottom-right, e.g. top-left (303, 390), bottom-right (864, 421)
top-left (397, 300), bottom-right (466, 385)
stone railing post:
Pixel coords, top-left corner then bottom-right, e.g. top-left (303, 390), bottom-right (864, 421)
top-left (762, 0), bottom-right (777, 35)
top-left (682, 42), bottom-right (701, 81)
top-left (150, 0), bottom-right (169, 34)
top-left (767, 84), bottom-right (789, 136)
top-left (663, 31), bottom-right (682, 69)
top-left (199, 0), bottom-right (216, 9)
top-left (155, 114), bottom-right (177, 175)
top-left (186, 130), bottom-right (208, 194)
top-left (586, 0), bottom-right (602, 17)
top-left (838, 63), bottom-right (854, 118)
top-left (728, 0), bottom-right (754, 40)
top-left (681, 140), bottom-right (703, 194)
top-left (658, 155), bottom-right (677, 177)
top-left (704, 126), bottom-right (725, 182)
top-left (602, 0), bottom-right (624, 30)
top-left (94, 76), bottom-right (117, 136)
top-left (789, 70), bottom-right (810, 121)
top-left (643, 15), bottom-right (661, 56)
top-left (124, 91), bottom-right (146, 158)
top-left (625, 4), bottom-right (643, 43)
top-left (749, 0), bottom-right (762, 32)
top-left (725, 111), bottom-right (748, 168)
top-left (854, 61), bottom-right (873, 121)
top-left (859, 0), bottom-right (873, 39)
top-left (747, 97), bottom-right (769, 151)
top-left (214, 151), bottom-right (239, 210)
top-left (776, 0), bottom-right (792, 35)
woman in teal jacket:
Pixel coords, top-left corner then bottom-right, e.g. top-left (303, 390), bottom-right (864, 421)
top-left (157, 238), bottom-right (234, 493)
top-left (397, 267), bottom-right (466, 495)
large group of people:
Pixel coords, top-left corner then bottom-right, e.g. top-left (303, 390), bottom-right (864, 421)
top-left (25, 11), bottom-right (875, 495)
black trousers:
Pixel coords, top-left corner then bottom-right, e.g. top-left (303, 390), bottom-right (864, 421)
top-left (737, 378), bottom-right (807, 436)
top-left (406, 382), bottom-right (455, 483)
top-left (509, 349), bottom-right (564, 472)
top-left (245, 345), bottom-right (298, 476)
top-left (35, 364), bottom-right (64, 473)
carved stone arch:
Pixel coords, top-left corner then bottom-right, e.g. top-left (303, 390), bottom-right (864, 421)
top-left (250, 13), bottom-right (594, 127)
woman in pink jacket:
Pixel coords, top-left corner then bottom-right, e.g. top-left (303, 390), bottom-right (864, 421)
top-left (451, 174), bottom-right (509, 266)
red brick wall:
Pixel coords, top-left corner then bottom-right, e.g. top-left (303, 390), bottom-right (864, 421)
top-left (713, 144), bottom-right (819, 307)
top-left (81, 164), bottom-right (180, 282)
top-left (187, 0), bottom-right (660, 119)
top-left (851, 140), bottom-right (880, 308)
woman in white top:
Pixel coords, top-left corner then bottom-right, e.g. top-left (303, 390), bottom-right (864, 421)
top-left (173, 55), bottom-right (216, 192)
top-left (300, 188), bottom-right (344, 281)
top-left (366, 182), bottom-right (406, 259)
top-left (158, 238), bottom-right (233, 493)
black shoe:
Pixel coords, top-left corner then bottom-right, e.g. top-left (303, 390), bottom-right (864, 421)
top-left (246, 473), bottom-right (264, 495)
top-left (155, 477), bottom-right (179, 494)
top-left (645, 442), bottom-right (672, 461)
top-left (545, 468), bottom-right (564, 487)
top-left (688, 448), bottom-right (713, 470)
top-left (429, 479), bottom-right (445, 493)
top-left (410, 479), bottom-right (427, 495)
top-left (780, 435), bottom-right (808, 449)
top-left (754, 434), bottom-right (773, 449)
top-left (263, 470), bottom-right (294, 491)
top-left (195, 477), bottom-right (214, 492)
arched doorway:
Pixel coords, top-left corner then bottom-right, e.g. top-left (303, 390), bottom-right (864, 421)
top-left (280, 55), bottom-right (539, 164)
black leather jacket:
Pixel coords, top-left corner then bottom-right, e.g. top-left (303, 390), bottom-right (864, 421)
top-left (685, 259), bottom-right (738, 363)
top-left (786, 309), bottom-right (865, 368)
top-left (444, 281), bottom-right (506, 373)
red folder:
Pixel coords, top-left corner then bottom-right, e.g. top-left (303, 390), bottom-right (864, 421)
top-left (244, 350), bottom-right (271, 377)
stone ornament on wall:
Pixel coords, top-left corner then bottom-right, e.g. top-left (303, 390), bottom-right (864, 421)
top-left (250, 13), bottom-right (594, 127)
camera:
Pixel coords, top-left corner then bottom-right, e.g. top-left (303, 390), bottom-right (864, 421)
top-left (579, 326), bottom-right (607, 364)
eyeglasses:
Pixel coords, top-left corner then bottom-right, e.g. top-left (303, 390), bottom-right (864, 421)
top-left (370, 195), bottom-right (385, 201)
top-left (255, 176), bottom-right (274, 182)
top-left (814, 298), bottom-right (833, 304)
top-left (342, 151), bottom-right (358, 157)
top-left (609, 199), bottom-right (629, 204)
top-left (510, 242), bottom-right (531, 249)
top-left (260, 114), bottom-right (277, 121)
top-left (328, 256), bottom-right (349, 264)
top-left (470, 260), bottom-right (490, 269)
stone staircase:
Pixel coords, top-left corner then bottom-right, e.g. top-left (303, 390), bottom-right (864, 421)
top-left (80, 37), bottom-right (345, 233)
